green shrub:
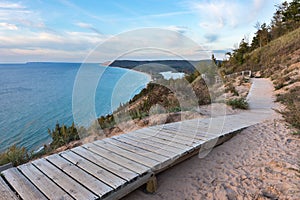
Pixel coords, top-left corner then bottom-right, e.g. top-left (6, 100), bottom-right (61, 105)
top-left (48, 122), bottom-right (80, 149)
top-left (168, 106), bottom-right (181, 113)
top-left (275, 82), bottom-right (286, 90)
top-left (98, 114), bottom-right (116, 129)
top-left (227, 98), bottom-right (249, 109)
top-left (291, 131), bottom-right (300, 135)
top-left (0, 145), bottom-right (30, 166)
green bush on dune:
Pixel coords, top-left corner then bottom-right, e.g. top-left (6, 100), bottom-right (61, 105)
top-left (0, 145), bottom-right (30, 166)
top-left (48, 122), bottom-right (80, 149)
top-left (0, 122), bottom-right (80, 167)
top-left (227, 98), bottom-right (249, 110)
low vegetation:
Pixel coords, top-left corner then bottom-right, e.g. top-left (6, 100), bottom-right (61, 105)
top-left (276, 86), bottom-right (300, 133)
top-left (0, 145), bottom-right (30, 167)
top-left (0, 122), bottom-right (80, 167)
top-left (227, 98), bottom-right (249, 110)
top-left (47, 122), bottom-right (80, 150)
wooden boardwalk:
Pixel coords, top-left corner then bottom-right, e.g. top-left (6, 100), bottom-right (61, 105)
top-left (0, 79), bottom-right (274, 200)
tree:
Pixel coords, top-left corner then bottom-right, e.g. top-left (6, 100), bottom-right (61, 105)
top-left (270, 3), bottom-right (287, 39)
top-left (232, 38), bottom-right (250, 64)
top-left (212, 54), bottom-right (217, 65)
top-left (269, 0), bottom-right (300, 39)
top-left (282, 0), bottom-right (300, 30)
top-left (48, 122), bottom-right (79, 149)
top-left (252, 22), bottom-right (270, 49)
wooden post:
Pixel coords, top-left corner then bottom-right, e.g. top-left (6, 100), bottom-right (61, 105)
top-left (146, 175), bottom-right (157, 194)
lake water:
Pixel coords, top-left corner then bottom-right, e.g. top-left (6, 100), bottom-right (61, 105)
top-left (159, 71), bottom-right (185, 80)
top-left (0, 63), bottom-right (150, 152)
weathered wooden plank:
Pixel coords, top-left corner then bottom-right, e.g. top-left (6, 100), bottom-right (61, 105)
top-left (151, 126), bottom-right (216, 141)
top-left (159, 123), bottom-right (214, 134)
top-left (153, 127), bottom-right (213, 141)
top-left (110, 137), bottom-right (184, 171)
top-left (64, 147), bottom-right (138, 182)
top-left (18, 163), bottom-right (73, 200)
top-left (123, 133), bottom-right (186, 154)
top-left (131, 130), bottom-right (192, 150)
top-left (0, 175), bottom-right (18, 200)
top-left (144, 130), bottom-right (198, 147)
top-left (151, 126), bottom-right (218, 140)
top-left (47, 154), bottom-right (115, 195)
top-left (83, 143), bottom-right (150, 175)
top-left (103, 173), bottom-right (152, 200)
top-left (0, 163), bottom-right (13, 173)
top-left (107, 138), bottom-right (169, 162)
top-left (142, 126), bottom-right (190, 138)
top-left (32, 158), bottom-right (98, 200)
top-left (170, 125), bottom-right (223, 136)
top-left (170, 120), bottom-right (225, 135)
top-left (154, 130), bottom-right (206, 146)
top-left (146, 128), bottom-right (205, 143)
top-left (94, 140), bottom-right (160, 168)
top-left (133, 129), bottom-right (200, 148)
top-left (2, 168), bottom-right (47, 200)
top-left (114, 134), bottom-right (178, 158)
top-left (162, 120), bottom-right (211, 129)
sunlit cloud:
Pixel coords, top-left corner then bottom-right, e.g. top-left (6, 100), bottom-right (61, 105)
top-left (0, 1), bottom-right (25, 9)
top-left (166, 25), bottom-right (189, 34)
top-left (75, 22), bottom-right (103, 35)
top-left (0, 22), bottom-right (18, 30)
top-left (0, 0), bottom-right (284, 62)
top-left (189, 0), bottom-right (273, 30)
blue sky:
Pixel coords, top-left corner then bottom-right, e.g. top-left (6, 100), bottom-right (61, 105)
top-left (0, 0), bottom-right (286, 63)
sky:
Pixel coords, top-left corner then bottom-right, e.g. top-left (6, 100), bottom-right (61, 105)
top-left (0, 0), bottom-right (287, 63)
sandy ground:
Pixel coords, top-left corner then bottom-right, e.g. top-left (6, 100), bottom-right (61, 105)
top-left (123, 107), bottom-right (300, 198)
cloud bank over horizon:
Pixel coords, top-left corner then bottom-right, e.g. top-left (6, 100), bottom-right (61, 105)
top-left (0, 0), bottom-right (285, 63)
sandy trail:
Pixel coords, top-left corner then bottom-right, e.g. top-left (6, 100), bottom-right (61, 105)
top-left (123, 79), bottom-right (300, 200)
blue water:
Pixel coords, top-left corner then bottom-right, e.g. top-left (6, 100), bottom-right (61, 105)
top-left (0, 63), bottom-right (150, 152)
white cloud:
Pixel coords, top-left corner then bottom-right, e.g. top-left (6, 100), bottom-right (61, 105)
top-left (253, 0), bottom-right (265, 10)
top-left (166, 25), bottom-right (189, 34)
top-left (189, 0), bottom-right (241, 31)
top-left (0, 31), bottom-right (106, 49)
top-left (76, 22), bottom-right (93, 29)
top-left (188, 0), bottom-right (274, 30)
top-left (0, 28), bottom-right (210, 62)
top-left (0, 22), bottom-right (18, 30)
top-left (0, 0), bottom-right (46, 32)
top-left (75, 22), bottom-right (103, 35)
top-left (0, 2), bottom-right (25, 9)
top-left (81, 28), bottom-right (210, 62)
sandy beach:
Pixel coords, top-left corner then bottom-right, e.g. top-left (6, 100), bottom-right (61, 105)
top-left (123, 89), bottom-right (300, 199)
